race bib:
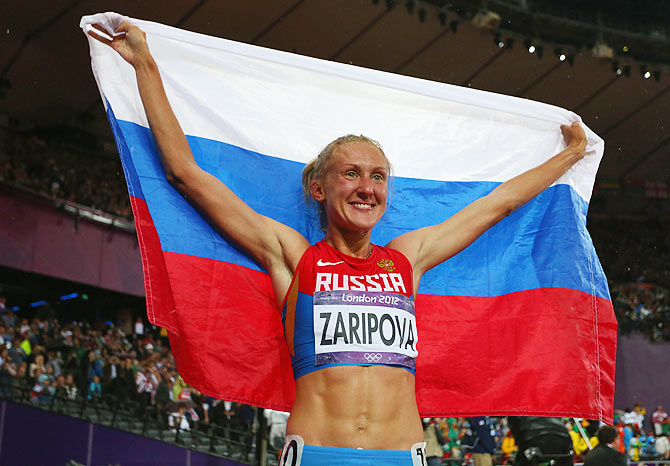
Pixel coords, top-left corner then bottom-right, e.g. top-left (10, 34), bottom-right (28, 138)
top-left (313, 290), bottom-right (418, 369)
top-left (279, 435), bottom-right (304, 466)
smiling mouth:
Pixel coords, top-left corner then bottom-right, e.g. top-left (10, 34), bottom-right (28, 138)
top-left (351, 202), bottom-right (374, 210)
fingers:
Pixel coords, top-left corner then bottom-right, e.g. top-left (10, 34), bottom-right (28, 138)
top-left (87, 27), bottom-right (113, 46)
top-left (560, 122), bottom-right (585, 139)
top-left (115, 21), bottom-right (131, 34)
top-left (88, 23), bottom-right (123, 46)
top-left (560, 121), bottom-right (581, 130)
top-left (91, 23), bottom-right (111, 35)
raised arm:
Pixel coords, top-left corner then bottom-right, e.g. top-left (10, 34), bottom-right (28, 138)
top-left (387, 122), bottom-right (588, 287)
top-left (88, 23), bottom-right (309, 301)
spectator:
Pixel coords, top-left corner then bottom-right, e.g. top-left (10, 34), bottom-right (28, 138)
top-left (633, 402), bottom-right (646, 431)
top-left (134, 317), bottom-right (144, 338)
top-left (236, 403), bottom-right (254, 432)
top-left (653, 405), bottom-right (669, 436)
top-left (84, 350), bottom-right (103, 384)
top-left (629, 432), bottom-right (642, 460)
top-left (88, 375), bottom-right (102, 400)
top-left (623, 422), bottom-right (634, 453)
top-left (154, 372), bottom-right (171, 417)
top-left (0, 348), bottom-right (8, 367)
top-left (584, 425), bottom-right (627, 466)
top-left (2, 310), bottom-right (16, 328)
top-left (168, 406), bottom-right (190, 433)
top-left (102, 355), bottom-right (121, 396)
top-left (446, 417), bottom-right (463, 458)
top-left (43, 364), bottom-right (56, 384)
top-left (116, 357), bottom-right (136, 400)
top-left (176, 384), bottom-right (200, 423)
top-left (201, 395), bottom-right (218, 427)
top-left (45, 351), bottom-right (62, 378)
top-left (656, 433), bottom-right (670, 459)
top-left (501, 430), bottom-right (517, 462)
top-left (468, 416), bottom-right (496, 466)
top-left (0, 359), bottom-right (16, 395)
top-left (135, 362), bottom-right (154, 417)
top-left (8, 336), bottom-right (26, 364)
top-left (64, 373), bottom-right (78, 400)
top-left (31, 370), bottom-right (47, 403)
top-left (19, 319), bottom-right (30, 337)
top-left (614, 419), bottom-right (627, 454)
top-left (422, 418), bottom-right (445, 466)
top-left (641, 432), bottom-right (657, 457)
top-left (53, 375), bottom-right (66, 399)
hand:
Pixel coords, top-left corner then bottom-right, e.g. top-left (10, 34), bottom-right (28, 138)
top-left (560, 121), bottom-right (587, 159)
top-left (87, 22), bottom-right (151, 68)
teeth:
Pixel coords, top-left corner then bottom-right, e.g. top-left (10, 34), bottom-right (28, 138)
top-left (353, 203), bottom-right (372, 209)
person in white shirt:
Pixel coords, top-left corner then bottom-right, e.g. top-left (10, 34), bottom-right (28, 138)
top-left (653, 406), bottom-right (668, 436)
top-left (134, 317), bottom-right (144, 336)
top-left (655, 434), bottom-right (670, 459)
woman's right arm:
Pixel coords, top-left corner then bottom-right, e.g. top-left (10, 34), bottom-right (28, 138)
top-left (88, 23), bottom-right (309, 293)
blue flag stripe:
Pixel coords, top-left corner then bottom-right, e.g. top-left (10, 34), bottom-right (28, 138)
top-left (113, 116), bottom-right (608, 299)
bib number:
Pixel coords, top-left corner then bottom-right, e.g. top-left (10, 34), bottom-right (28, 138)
top-left (411, 442), bottom-right (428, 466)
top-left (279, 435), bottom-right (304, 466)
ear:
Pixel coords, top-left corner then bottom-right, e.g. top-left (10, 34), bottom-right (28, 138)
top-left (310, 179), bottom-right (326, 202)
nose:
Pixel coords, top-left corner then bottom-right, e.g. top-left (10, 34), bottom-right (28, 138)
top-left (356, 176), bottom-right (375, 198)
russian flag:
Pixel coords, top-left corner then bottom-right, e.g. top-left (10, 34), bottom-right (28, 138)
top-left (81, 13), bottom-right (616, 421)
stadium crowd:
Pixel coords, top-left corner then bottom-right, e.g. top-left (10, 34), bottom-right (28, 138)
top-left (611, 282), bottom-right (670, 341)
top-left (415, 412), bottom-right (670, 464)
top-left (590, 217), bottom-right (670, 290)
top-left (0, 127), bottom-right (132, 219)
top-left (0, 305), bottom-right (255, 439)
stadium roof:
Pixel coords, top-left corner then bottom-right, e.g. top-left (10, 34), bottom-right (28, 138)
top-left (1, 0), bottom-right (668, 186)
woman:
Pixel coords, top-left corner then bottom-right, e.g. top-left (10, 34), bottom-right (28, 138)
top-left (29, 353), bottom-right (46, 378)
top-left (422, 418), bottom-right (446, 466)
top-left (88, 21), bottom-right (587, 466)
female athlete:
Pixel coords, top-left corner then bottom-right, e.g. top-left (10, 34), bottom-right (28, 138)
top-left (89, 21), bottom-right (588, 466)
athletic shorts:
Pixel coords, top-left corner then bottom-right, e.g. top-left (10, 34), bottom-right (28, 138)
top-left (279, 435), bottom-right (428, 466)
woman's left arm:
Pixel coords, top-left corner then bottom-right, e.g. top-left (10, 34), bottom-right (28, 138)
top-left (388, 122), bottom-right (587, 282)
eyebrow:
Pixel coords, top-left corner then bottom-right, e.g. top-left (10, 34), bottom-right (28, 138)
top-left (340, 163), bottom-right (388, 173)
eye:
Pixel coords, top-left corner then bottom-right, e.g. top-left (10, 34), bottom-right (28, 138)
top-left (372, 173), bottom-right (385, 182)
top-left (344, 170), bottom-right (358, 178)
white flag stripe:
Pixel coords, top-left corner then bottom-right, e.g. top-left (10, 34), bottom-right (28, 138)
top-left (81, 13), bottom-right (604, 201)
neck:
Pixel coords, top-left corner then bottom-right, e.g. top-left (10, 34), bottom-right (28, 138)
top-left (324, 227), bottom-right (373, 258)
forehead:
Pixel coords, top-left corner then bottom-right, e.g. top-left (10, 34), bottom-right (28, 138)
top-left (330, 141), bottom-right (389, 169)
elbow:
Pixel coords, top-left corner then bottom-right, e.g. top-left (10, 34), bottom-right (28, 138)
top-left (164, 165), bottom-right (194, 192)
top-left (165, 169), bottom-right (182, 187)
top-left (485, 191), bottom-right (520, 220)
top-left (506, 197), bottom-right (524, 216)
top-left (164, 170), bottom-right (177, 186)
top-left (165, 170), bottom-right (186, 194)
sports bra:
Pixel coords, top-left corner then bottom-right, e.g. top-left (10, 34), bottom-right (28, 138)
top-left (281, 240), bottom-right (418, 380)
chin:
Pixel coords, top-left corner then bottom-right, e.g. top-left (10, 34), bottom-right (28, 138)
top-left (346, 217), bottom-right (382, 232)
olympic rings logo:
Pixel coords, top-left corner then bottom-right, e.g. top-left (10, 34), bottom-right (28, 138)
top-left (364, 353), bottom-right (383, 363)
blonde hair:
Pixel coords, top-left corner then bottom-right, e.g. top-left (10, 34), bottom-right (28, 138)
top-left (301, 134), bottom-right (391, 230)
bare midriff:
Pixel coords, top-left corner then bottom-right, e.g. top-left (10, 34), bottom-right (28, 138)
top-left (286, 364), bottom-right (423, 450)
